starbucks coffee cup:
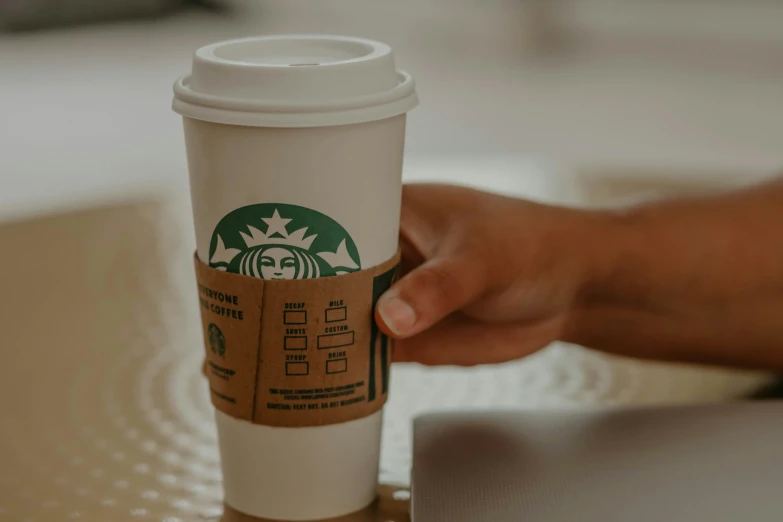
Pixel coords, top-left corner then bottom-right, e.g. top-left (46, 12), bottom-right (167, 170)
top-left (173, 35), bottom-right (417, 520)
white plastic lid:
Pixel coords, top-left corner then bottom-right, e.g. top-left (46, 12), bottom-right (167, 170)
top-left (172, 35), bottom-right (418, 128)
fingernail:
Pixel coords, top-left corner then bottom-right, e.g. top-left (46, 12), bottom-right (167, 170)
top-left (379, 296), bottom-right (417, 336)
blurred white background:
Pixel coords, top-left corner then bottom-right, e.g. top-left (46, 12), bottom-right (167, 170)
top-left (2, 0), bottom-right (783, 220)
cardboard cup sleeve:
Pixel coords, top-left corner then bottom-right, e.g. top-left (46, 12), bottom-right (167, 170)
top-left (194, 252), bottom-right (400, 428)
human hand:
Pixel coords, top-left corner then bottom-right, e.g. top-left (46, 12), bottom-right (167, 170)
top-left (375, 183), bottom-right (609, 366)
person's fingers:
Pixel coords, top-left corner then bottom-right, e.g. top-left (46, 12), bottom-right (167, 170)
top-left (397, 234), bottom-right (424, 278)
top-left (376, 255), bottom-right (488, 338)
top-left (392, 313), bottom-right (563, 366)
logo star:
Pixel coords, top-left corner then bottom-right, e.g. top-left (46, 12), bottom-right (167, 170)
top-left (262, 209), bottom-right (292, 238)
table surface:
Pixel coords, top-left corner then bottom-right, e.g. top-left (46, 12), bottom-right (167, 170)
top-left (0, 191), bottom-right (772, 522)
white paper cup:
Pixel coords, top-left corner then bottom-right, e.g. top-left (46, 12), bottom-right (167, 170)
top-left (173, 35), bottom-right (417, 520)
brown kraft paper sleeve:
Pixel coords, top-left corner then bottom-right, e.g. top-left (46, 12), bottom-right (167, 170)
top-left (194, 251), bottom-right (400, 428)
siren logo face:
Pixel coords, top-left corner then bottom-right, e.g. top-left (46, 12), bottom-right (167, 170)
top-left (208, 323), bottom-right (226, 358)
top-left (208, 204), bottom-right (361, 280)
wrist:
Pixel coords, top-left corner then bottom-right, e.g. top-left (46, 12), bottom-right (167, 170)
top-left (570, 207), bottom-right (641, 308)
top-left (560, 206), bottom-right (643, 348)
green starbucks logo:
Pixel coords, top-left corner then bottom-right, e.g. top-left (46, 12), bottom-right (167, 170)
top-left (208, 203), bottom-right (361, 280)
top-left (208, 323), bottom-right (226, 358)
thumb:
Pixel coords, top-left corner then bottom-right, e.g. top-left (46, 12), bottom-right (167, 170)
top-left (376, 256), bottom-right (487, 338)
